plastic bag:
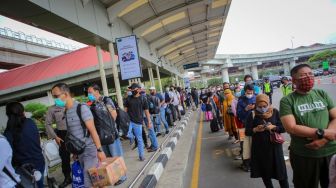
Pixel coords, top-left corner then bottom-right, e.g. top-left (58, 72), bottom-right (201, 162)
top-left (72, 161), bottom-right (84, 188)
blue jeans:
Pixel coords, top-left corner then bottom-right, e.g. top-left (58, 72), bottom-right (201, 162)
top-left (102, 138), bottom-right (127, 181)
top-left (144, 117), bottom-right (159, 150)
top-left (159, 107), bottom-right (169, 132)
top-left (127, 122), bottom-right (144, 158)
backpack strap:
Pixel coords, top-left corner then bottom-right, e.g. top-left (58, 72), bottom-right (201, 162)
top-left (3, 167), bottom-right (23, 188)
top-left (76, 103), bottom-right (89, 138)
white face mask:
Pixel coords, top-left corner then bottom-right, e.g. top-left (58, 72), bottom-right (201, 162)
top-left (246, 94), bottom-right (253, 99)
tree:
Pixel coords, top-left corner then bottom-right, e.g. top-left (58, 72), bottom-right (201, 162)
top-left (25, 103), bottom-right (48, 132)
top-left (308, 50), bottom-right (336, 63)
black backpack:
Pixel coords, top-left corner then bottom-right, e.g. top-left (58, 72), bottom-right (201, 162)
top-left (90, 97), bottom-right (117, 145)
top-left (165, 92), bottom-right (171, 103)
top-left (116, 108), bottom-right (130, 136)
top-left (147, 95), bottom-right (160, 114)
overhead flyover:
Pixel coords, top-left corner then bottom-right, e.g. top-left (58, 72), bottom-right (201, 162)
top-left (0, 0), bottom-right (231, 106)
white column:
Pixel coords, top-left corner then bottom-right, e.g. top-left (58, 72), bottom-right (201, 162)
top-left (108, 42), bottom-right (123, 109)
top-left (148, 67), bottom-right (155, 87)
top-left (290, 60), bottom-right (296, 70)
top-left (175, 75), bottom-right (180, 86)
top-left (251, 65), bottom-right (259, 80)
top-left (155, 66), bottom-right (163, 93)
top-left (244, 67), bottom-right (250, 76)
top-left (283, 62), bottom-right (290, 76)
top-left (221, 68), bottom-right (229, 83)
top-left (96, 45), bottom-right (109, 96)
top-left (47, 91), bottom-right (54, 105)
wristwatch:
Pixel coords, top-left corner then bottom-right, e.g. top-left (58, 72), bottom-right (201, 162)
top-left (315, 128), bottom-right (324, 139)
top-left (97, 147), bottom-right (103, 152)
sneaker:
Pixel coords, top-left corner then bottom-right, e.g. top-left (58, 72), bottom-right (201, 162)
top-left (234, 156), bottom-right (242, 160)
top-left (59, 177), bottom-right (72, 188)
top-left (147, 147), bottom-right (158, 152)
top-left (156, 133), bottom-right (162, 137)
top-left (165, 130), bottom-right (169, 134)
top-left (139, 156), bottom-right (145, 161)
top-left (114, 177), bottom-right (127, 186)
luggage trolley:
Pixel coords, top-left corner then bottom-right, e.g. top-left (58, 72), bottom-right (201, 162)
top-left (42, 139), bottom-right (62, 188)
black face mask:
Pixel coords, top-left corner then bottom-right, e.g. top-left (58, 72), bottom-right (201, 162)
top-left (132, 90), bottom-right (138, 96)
top-left (150, 92), bottom-right (155, 95)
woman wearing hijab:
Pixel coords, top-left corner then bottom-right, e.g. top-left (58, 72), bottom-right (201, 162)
top-left (222, 89), bottom-right (239, 143)
top-left (245, 94), bottom-right (289, 188)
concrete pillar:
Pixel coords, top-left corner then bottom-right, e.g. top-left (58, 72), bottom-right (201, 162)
top-left (96, 45), bottom-right (109, 96)
top-left (283, 62), bottom-right (290, 76)
top-left (290, 60), bottom-right (296, 70)
top-left (108, 42), bottom-right (123, 109)
top-left (251, 65), bottom-right (259, 80)
top-left (148, 67), bottom-right (155, 87)
top-left (201, 74), bottom-right (207, 87)
top-left (221, 68), bottom-right (229, 83)
top-left (175, 75), bottom-right (180, 86)
top-left (244, 67), bottom-right (250, 76)
top-left (47, 91), bottom-right (54, 105)
top-left (155, 65), bottom-right (163, 93)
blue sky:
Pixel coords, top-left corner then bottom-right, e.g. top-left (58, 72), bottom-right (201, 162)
top-left (0, 0), bottom-right (336, 56)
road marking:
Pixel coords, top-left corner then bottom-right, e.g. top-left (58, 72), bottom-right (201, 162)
top-left (190, 113), bottom-right (203, 188)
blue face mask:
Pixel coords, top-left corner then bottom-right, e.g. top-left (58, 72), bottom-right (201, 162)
top-left (88, 93), bottom-right (96, 102)
top-left (127, 91), bottom-right (132, 96)
top-left (256, 106), bottom-right (269, 114)
top-left (235, 92), bottom-right (241, 98)
top-left (54, 98), bottom-right (66, 107)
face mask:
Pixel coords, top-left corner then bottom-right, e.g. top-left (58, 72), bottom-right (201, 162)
top-left (132, 90), bottom-right (138, 96)
top-left (54, 98), bottom-right (66, 107)
top-left (246, 80), bottom-right (253, 84)
top-left (88, 93), bottom-right (96, 102)
top-left (246, 94), bottom-right (253, 99)
top-left (256, 106), bottom-right (269, 114)
top-left (150, 92), bottom-right (155, 95)
top-left (140, 91), bottom-right (145, 95)
top-left (295, 76), bottom-right (314, 93)
top-left (235, 92), bottom-right (241, 98)
top-left (127, 91), bottom-right (132, 96)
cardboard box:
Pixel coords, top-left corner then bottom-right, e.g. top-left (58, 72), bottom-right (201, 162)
top-left (88, 157), bottom-right (127, 187)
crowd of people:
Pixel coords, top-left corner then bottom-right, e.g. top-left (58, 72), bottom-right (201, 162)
top-left (0, 80), bottom-right (194, 187)
top-left (196, 64), bottom-right (336, 188)
top-left (1, 63), bottom-right (336, 188)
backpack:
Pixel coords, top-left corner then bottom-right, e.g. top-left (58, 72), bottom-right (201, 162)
top-left (116, 108), bottom-right (130, 136)
top-left (64, 104), bottom-right (88, 155)
top-left (165, 92), bottom-right (171, 103)
top-left (90, 97), bottom-right (117, 145)
top-left (147, 95), bottom-right (160, 114)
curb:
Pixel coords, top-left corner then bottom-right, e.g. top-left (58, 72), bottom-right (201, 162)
top-left (139, 110), bottom-right (193, 188)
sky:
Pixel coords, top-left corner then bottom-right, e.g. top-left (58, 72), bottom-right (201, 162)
top-left (0, 0), bottom-right (336, 58)
top-left (216, 0), bottom-right (336, 54)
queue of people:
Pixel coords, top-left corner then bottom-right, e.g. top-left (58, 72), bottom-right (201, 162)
top-left (197, 64), bottom-right (336, 188)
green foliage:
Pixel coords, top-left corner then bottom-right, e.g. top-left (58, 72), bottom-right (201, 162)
top-left (308, 50), bottom-right (336, 63)
top-left (207, 78), bottom-right (222, 86)
top-left (24, 103), bottom-right (48, 132)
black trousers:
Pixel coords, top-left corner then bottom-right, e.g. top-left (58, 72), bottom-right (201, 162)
top-left (290, 152), bottom-right (333, 188)
top-left (56, 130), bottom-right (71, 179)
top-left (265, 93), bottom-right (273, 104)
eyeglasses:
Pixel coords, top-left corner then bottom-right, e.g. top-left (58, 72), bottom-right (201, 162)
top-left (52, 93), bottom-right (64, 98)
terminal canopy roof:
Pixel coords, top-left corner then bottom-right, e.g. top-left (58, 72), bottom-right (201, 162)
top-left (102, 0), bottom-right (231, 68)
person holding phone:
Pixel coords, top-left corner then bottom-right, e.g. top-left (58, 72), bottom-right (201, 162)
top-left (246, 94), bottom-right (289, 188)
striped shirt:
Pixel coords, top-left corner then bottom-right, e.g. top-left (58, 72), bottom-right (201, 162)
top-left (66, 101), bottom-right (94, 147)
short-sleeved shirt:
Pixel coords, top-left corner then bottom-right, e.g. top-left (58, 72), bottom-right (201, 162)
top-left (66, 101), bottom-right (95, 147)
top-left (125, 96), bottom-right (148, 124)
top-left (280, 89), bottom-right (336, 157)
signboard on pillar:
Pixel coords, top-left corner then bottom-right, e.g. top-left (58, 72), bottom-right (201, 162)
top-left (183, 62), bottom-right (199, 69)
top-left (184, 77), bottom-right (191, 89)
top-left (116, 35), bottom-right (142, 80)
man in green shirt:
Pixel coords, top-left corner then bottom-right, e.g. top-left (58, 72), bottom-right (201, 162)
top-left (280, 64), bottom-right (336, 188)
top-left (280, 77), bottom-right (293, 97)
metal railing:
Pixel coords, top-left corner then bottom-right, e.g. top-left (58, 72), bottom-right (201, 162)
top-left (0, 27), bottom-right (80, 51)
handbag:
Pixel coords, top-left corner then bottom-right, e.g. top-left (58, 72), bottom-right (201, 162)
top-left (72, 161), bottom-right (85, 188)
top-left (270, 131), bottom-right (285, 144)
top-left (226, 101), bottom-right (234, 116)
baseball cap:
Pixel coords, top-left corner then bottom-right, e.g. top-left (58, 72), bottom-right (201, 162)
top-left (149, 86), bottom-right (156, 90)
top-left (128, 83), bottom-right (141, 90)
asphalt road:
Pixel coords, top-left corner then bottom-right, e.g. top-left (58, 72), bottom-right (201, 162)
top-left (185, 76), bottom-right (336, 188)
